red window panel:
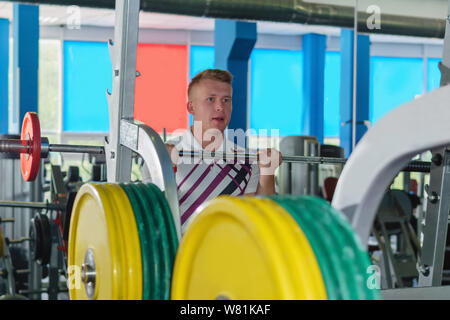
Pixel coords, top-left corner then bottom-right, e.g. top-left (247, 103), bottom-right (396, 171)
top-left (134, 43), bottom-right (188, 133)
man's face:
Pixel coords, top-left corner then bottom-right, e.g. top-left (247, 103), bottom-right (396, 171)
top-left (188, 79), bottom-right (232, 134)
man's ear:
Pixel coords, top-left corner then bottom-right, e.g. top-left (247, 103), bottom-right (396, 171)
top-left (187, 101), bottom-right (194, 115)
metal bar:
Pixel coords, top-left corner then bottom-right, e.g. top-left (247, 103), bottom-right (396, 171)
top-left (0, 200), bottom-right (63, 211)
top-left (382, 285), bottom-right (450, 300)
top-left (0, 138), bottom-right (104, 154)
top-left (104, 0), bottom-right (139, 183)
top-left (0, 139), bottom-right (28, 153)
top-left (419, 148), bottom-right (450, 286)
top-left (8, 237), bottom-right (31, 244)
top-left (48, 144), bottom-right (104, 154)
top-left (178, 151), bottom-right (431, 170)
top-left (352, 0), bottom-right (358, 152)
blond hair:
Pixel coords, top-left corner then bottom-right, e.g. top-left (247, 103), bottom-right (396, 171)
top-left (188, 69), bottom-right (233, 99)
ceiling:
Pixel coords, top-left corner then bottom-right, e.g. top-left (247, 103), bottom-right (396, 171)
top-left (0, 0), bottom-right (446, 44)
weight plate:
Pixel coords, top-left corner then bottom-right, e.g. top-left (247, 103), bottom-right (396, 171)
top-left (120, 183), bottom-right (155, 300)
top-left (68, 183), bottom-right (125, 300)
top-left (304, 196), bottom-right (382, 300)
top-left (301, 196), bottom-right (360, 299)
top-left (38, 213), bottom-right (52, 266)
top-left (272, 197), bottom-right (347, 300)
top-left (99, 184), bottom-right (142, 300)
top-left (20, 112), bottom-right (41, 181)
top-left (0, 227), bottom-right (4, 258)
top-left (136, 183), bottom-right (172, 300)
top-left (172, 196), bottom-right (320, 299)
top-left (127, 183), bottom-right (163, 300)
top-left (63, 191), bottom-right (77, 243)
top-left (244, 197), bottom-right (327, 299)
top-left (145, 183), bottom-right (178, 262)
top-left (29, 215), bottom-right (43, 262)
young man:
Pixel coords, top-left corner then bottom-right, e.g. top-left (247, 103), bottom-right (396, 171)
top-left (166, 69), bottom-right (282, 233)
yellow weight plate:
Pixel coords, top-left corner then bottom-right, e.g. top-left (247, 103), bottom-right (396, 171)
top-left (245, 197), bottom-right (327, 299)
top-left (172, 196), bottom-right (317, 300)
top-left (68, 183), bottom-right (126, 300)
top-left (0, 227), bottom-right (4, 258)
top-left (101, 184), bottom-right (142, 300)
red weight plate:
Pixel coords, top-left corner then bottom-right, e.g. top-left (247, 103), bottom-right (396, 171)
top-left (20, 112), bottom-right (41, 181)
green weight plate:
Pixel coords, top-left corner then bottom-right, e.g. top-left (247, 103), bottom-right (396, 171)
top-left (299, 196), bottom-right (361, 299)
top-left (304, 196), bottom-right (382, 300)
top-left (120, 183), bottom-right (154, 300)
top-left (129, 183), bottom-right (163, 300)
top-left (136, 183), bottom-right (172, 300)
top-left (287, 196), bottom-right (352, 300)
top-left (274, 196), bottom-right (350, 299)
top-left (270, 196), bottom-right (344, 300)
top-left (145, 183), bottom-right (178, 262)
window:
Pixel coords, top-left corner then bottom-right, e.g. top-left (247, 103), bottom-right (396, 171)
top-left (63, 40), bottom-right (111, 132)
top-left (250, 48), bottom-right (303, 136)
top-left (370, 56), bottom-right (423, 124)
top-left (39, 39), bottom-right (61, 138)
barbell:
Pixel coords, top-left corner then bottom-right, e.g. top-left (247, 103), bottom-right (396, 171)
top-left (2, 112), bottom-right (431, 182)
top-left (178, 150), bottom-right (431, 172)
top-left (0, 112), bottom-right (104, 181)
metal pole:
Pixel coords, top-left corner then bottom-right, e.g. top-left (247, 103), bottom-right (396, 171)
top-left (0, 138), bottom-right (104, 155)
top-left (178, 150), bottom-right (431, 170)
top-left (0, 200), bottom-right (63, 211)
top-left (352, 0), bottom-right (358, 152)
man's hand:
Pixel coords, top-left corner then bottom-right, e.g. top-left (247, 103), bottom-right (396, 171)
top-left (165, 144), bottom-right (179, 166)
top-left (257, 148), bottom-right (283, 176)
top-left (255, 148), bottom-right (282, 195)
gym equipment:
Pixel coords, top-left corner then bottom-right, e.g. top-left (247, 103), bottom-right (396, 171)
top-left (178, 150), bottom-right (431, 170)
top-left (0, 200), bottom-right (63, 211)
top-left (0, 112), bottom-right (104, 181)
top-left (29, 213), bottom-right (52, 266)
top-left (0, 110), bottom-right (182, 240)
top-left (372, 190), bottom-right (419, 289)
top-left (68, 182), bottom-right (177, 300)
top-left (68, 183), bottom-right (142, 300)
top-left (0, 227), bottom-right (4, 258)
top-left (171, 195), bottom-right (380, 300)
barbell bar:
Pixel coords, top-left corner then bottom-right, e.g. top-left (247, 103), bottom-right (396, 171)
top-left (0, 134), bottom-right (104, 157)
top-left (0, 200), bottom-right (64, 211)
top-left (178, 150), bottom-right (431, 172)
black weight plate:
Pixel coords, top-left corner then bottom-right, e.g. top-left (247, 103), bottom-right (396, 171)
top-left (29, 214), bottom-right (43, 262)
top-left (37, 214), bottom-right (52, 266)
top-left (63, 192), bottom-right (77, 242)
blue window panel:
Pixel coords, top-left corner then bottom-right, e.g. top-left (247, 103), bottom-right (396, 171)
top-left (324, 51), bottom-right (340, 137)
top-left (250, 48), bottom-right (303, 136)
top-left (427, 58), bottom-right (441, 92)
top-left (370, 57), bottom-right (423, 124)
top-left (189, 45), bottom-right (214, 126)
top-left (190, 45), bottom-right (214, 79)
top-left (63, 41), bottom-right (111, 132)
